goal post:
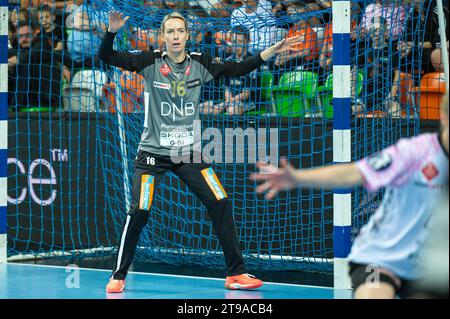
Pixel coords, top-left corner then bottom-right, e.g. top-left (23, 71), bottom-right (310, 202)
top-left (436, 0), bottom-right (449, 90)
top-left (0, 0), bottom-right (8, 264)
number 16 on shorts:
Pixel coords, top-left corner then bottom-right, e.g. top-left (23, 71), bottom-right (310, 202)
top-left (146, 157), bottom-right (155, 165)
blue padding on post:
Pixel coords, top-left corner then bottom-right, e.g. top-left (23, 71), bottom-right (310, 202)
top-left (0, 206), bottom-right (6, 234)
top-left (0, 36), bottom-right (7, 63)
top-left (0, 0), bottom-right (8, 7)
top-left (0, 93), bottom-right (7, 120)
top-left (333, 98), bottom-right (351, 130)
top-left (333, 226), bottom-right (352, 258)
top-left (333, 34), bottom-right (350, 66)
top-left (0, 149), bottom-right (6, 177)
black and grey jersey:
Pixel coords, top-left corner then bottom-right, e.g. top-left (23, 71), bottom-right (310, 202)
top-left (99, 31), bottom-right (265, 156)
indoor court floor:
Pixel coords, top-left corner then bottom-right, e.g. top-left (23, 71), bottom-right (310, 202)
top-left (0, 263), bottom-right (352, 299)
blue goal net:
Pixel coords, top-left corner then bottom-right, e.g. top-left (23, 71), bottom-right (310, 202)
top-left (5, 0), bottom-right (442, 274)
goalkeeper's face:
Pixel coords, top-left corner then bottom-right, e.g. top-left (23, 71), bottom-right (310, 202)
top-left (163, 18), bottom-right (188, 55)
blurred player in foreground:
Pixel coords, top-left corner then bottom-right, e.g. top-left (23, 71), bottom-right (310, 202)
top-left (251, 92), bottom-right (449, 299)
top-left (408, 182), bottom-right (449, 299)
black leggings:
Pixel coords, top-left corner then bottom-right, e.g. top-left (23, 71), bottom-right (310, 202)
top-left (111, 151), bottom-right (245, 280)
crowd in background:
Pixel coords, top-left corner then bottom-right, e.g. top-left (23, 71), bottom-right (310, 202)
top-left (6, 0), bottom-right (449, 115)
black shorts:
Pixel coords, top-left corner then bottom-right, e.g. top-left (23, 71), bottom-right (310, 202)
top-left (111, 149), bottom-right (246, 279)
top-left (349, 262), bottom-right (416, 298)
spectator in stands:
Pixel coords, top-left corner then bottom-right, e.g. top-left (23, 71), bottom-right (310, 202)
top-left (8, 19), bottom-right (38, 98)
top-left (210, 0), bottom-right (242, 19)
top-left (9, 7), bottom-right (30, 29)
top-left (165, 0), bottom-right (198, 22)
top-left (189, 6), bottom-right (217, 56)
top-left (213, 29), bottom-right (235, 60)
top-left (395, 1), bottom-right (435, 78)
top-left (8, 21), bottom-right (37, 63)
top-left (188, 3), bottom-right (210, 19)
top-left (272, 3), bottom-right (318, 84)
top-left (164, 0), bottom-right (207, 29)
top-left (21, 0), bottom-right (74, 10)
top-left (192, 30), bottom-right (215, 54)
top-left (65, 4), bottom-right (107, 69)
top-left (314, 0), bottom-right (331, 23)
top-left (20, 0), bottom-right (42, 7)
top-left (37, 4), bottom-right (64, 51)
top-left (366, 16), bottom-right (406, 116)
top-left (142, 0), bottom-right (192, 30)
top-left (163, 0), bottom-right (187, 11)
top-left (359, 0), bottom-right (407, 40)
top-left (199, 27), bottom-right (260, 115)
top-left (8, 19), bottom-right (18, 51)
top-left (271, 0), bottom-right (294, 29)
top-left (8, 0), bottom-right (20, 7)
top-left (130, 27), bottom-right (164, 52)
top-left (315, 0), bottom-right (331, 9)
top-left (53, 0), bottom-right (75, 10)
top-left (382, 1), bottom-right (439, 117)
top-left (305, 2), bottom-right (322, 28)
top-left (429, 1), bottom-right (449, 73)
top-left (7, 19), bottom-right (22, 107)
top-left (142, 0), bottom-right (167, 28)
top-left (143, 0), bottom-right (163, 6)
top-left (22, 0), bottom-right (72, 28)
top-left (231, 0), bottom-right (281, 54)
top-left (201, 28), bottom-right (232, 109)
top-left (10, 21), bottom-right (70, 110)
top-left (318, 21), bottom-right (332, 76)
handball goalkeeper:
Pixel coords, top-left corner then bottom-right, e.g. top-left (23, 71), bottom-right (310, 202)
top-left (99, 10), bottom-right (301, 293)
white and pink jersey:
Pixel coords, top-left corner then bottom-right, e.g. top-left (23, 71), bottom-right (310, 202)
top-left (349, 133), bottom-right (448, 280)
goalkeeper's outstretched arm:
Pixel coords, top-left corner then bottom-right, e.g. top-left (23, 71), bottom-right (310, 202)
top-left (98, 10), bottom-right (155, 72)
top-left (250, 158), bottom-right (364, 200)
top-left (204, 35), bottom-right (304, 80)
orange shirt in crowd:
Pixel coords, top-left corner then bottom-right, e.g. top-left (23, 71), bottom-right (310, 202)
top-left (287, 24), bottom-right (318, 61)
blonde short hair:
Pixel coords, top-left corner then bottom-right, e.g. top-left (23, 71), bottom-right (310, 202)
top-left (161, 12), bottom-right (188, 32)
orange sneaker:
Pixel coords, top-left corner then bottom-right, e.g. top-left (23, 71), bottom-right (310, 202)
top-left (225, 273), bottom-right (263, 290)
top-left (105, 279), bottom-right (126, 293)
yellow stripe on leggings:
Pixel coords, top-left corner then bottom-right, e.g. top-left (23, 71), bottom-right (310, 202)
top-left (201, 167), bottom-right (227, 200)
top-left (139, 175), bottom-right (155, 210)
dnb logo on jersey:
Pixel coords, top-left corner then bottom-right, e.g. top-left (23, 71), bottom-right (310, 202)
top-left (367, 153), bottom-right (392, 171)
top-left (139, 175), bottom-right (155, 210)
top-left (201, 168), bottom-right (227, 200)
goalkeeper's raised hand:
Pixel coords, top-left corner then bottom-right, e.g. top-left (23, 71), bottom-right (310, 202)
top-left (108, 10), bottom-right (130, 33)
